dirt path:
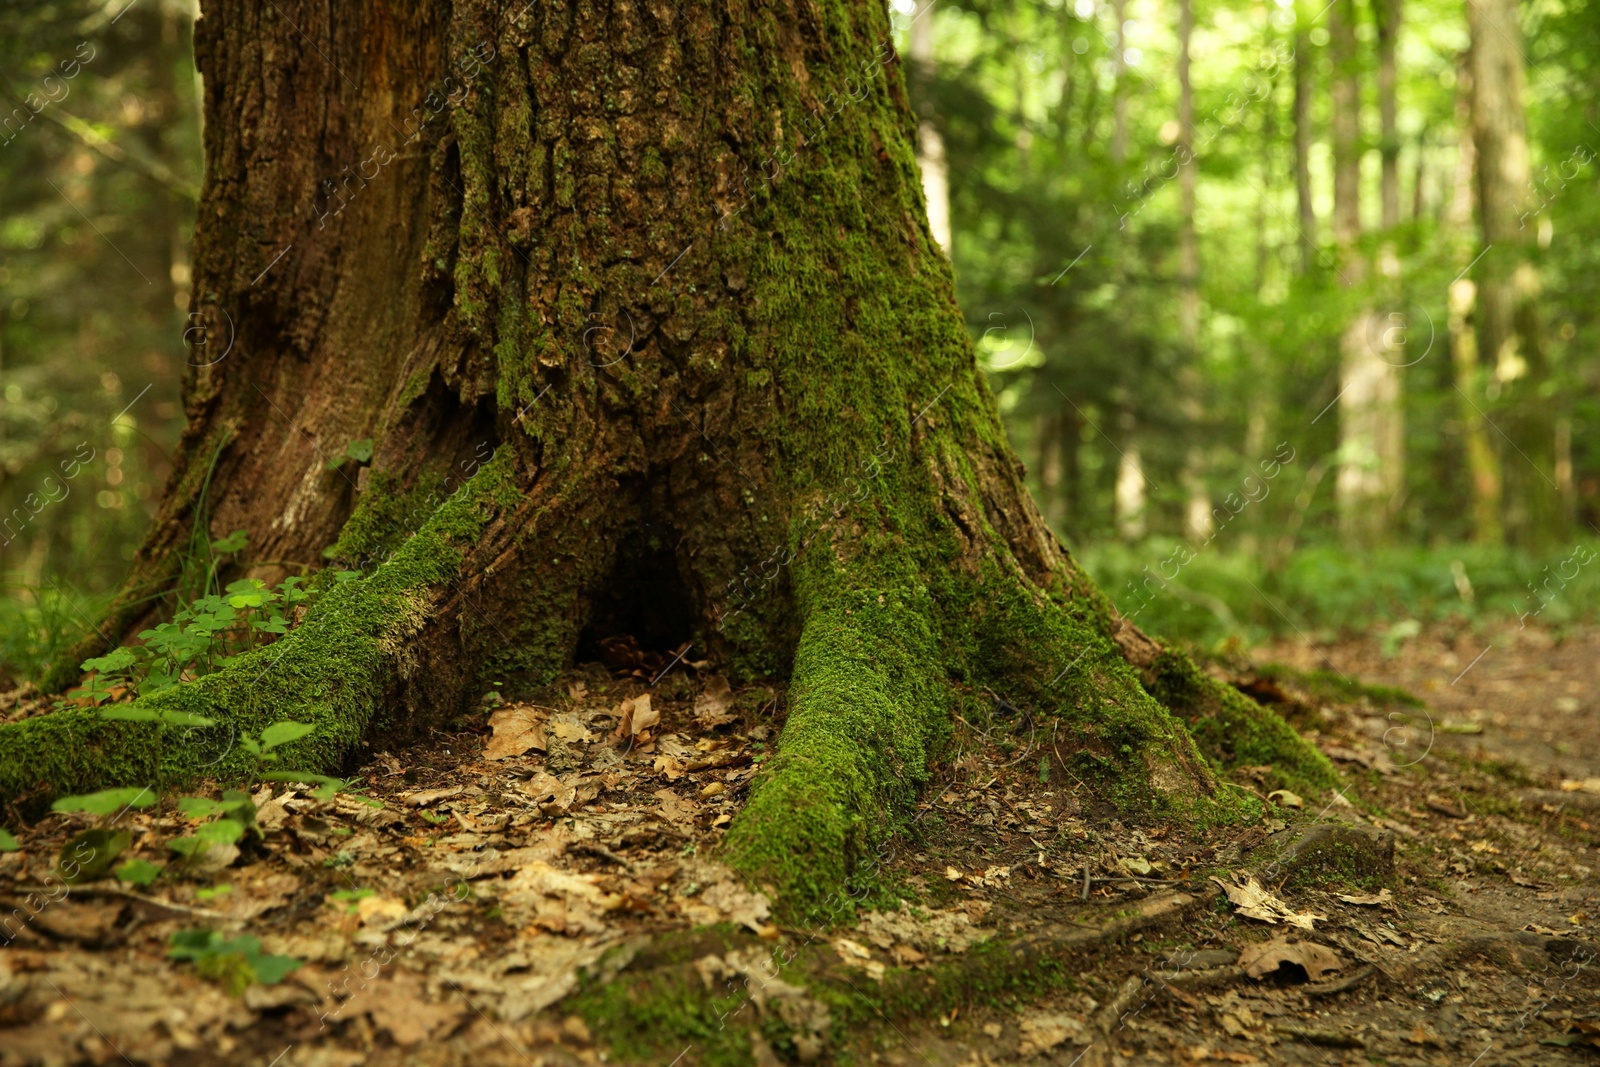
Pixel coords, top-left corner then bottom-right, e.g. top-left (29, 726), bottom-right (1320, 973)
top-left (1, 649), bottom-right (1597, 1066)
top-left (1255, 621), bottom-right (1600, 782)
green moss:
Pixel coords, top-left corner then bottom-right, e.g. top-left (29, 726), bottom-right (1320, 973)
top-left (0, 454), bottom-right (518, 813)
top-left (1148, 650), bottom-right (1337, 796)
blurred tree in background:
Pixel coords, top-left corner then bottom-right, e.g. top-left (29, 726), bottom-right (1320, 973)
top-left (1, 0), bottom-right (198, 681)
top-left (889, 0), bottom-right (1599, 641)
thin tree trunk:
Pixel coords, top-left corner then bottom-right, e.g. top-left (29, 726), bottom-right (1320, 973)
top-left (3, 0), bottom-right (1331, 913)
top-left (911, 0), bottom-right (950, 252)
top-left (1329, 0), bottom-right (1403, 545)
top-left (1375, 0), bottom-right (1402, 231)
top-left (1292, 2), bottom-right (1318, 271)
top-left (1177, 0), bottom-right (1211, 544)
top-left (1111, 0), bottom-right (1129, 167)
top-left (1447, 49), bottom-right (1503, 543)
top-left (1468, 0), bottom-right (1558, 544)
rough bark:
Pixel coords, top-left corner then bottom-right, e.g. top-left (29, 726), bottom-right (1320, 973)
top-left (2, 0), bottom-right (1330, 916)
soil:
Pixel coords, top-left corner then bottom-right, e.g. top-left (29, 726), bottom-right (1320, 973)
top-left (1, 626), bottom-right (1597, 1067)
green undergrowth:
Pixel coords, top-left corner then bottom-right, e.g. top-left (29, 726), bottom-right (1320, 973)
top-left (0, 454), bottom-right (517, 815)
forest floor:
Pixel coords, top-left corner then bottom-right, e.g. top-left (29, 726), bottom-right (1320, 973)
top-left (1, 623), bottom-right (1597, 1067)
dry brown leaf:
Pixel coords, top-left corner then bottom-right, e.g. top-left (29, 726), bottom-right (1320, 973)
top-left (484, 705), bottom-right (547, 760)
top-left (614, 695), bottom-right (659, 740)
top-left (694, 675), bottom-right (737, 726)
top-left (1017, 1012), bottom-right (1085, 1056)
top-left (361, 969), bottom-right (465, 1046)
top-left (356, 895), bottom-right (408, 925)
top-left (1238, 936), bottom-right (1344, 982)
top-left (655, 788), bottom-right (698, 825)
top-left (1336, 889), bottom-right (1393, 906)
top-left (520, 773), bottom-right (576, 815)
top-left (1211, 875), bottom-right (1324, 930)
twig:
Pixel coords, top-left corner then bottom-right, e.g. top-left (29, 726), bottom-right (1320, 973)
top-left (4, 884), bottom-right (227, 919)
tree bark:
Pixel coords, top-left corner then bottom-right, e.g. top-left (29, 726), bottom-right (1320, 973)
top-left (1329, 0), bottom-right (1403, 546)
top-left (2, 0), bottom-right (1329, 915)
top-left (1446, 50), bottom-right (1503, 544)
top-left (1374, 0), bottom-right (1401, 231)
top-left (1468, 0), bottom-right (1558, 545)
top-left (1292, 2), bottom-right (1318, 272)
top-left (1176, 0), bottom-right (1212, 546)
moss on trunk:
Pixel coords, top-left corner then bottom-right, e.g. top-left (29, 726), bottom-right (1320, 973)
top-left (0, 0), bottom-right (1335, 912)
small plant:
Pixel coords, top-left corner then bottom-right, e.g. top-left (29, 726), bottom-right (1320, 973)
top-left (168, 929), bottom-right (301, 995)
top-left (68, 532), bottom-right (359, 706)
top-left (49, 786), bottom-right (157, 884)
top-left (328, 887), bottom-right (374, 913)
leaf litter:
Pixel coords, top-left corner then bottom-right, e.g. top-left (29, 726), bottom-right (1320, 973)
top-left (1, 650), bottom-right (1598, 1065)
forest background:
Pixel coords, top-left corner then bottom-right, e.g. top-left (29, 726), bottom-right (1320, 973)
top-left (1, 0), bottom-right (1596, 686)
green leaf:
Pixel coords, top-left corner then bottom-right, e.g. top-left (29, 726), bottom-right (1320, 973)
top-left (0, 828), bottom-right (18, 851)
top-left (249, 952), bottom-right (303, 985)
top-left (344, 438), bottom-right (374, 463)
top-left (195, 884), bottom-right (233, 902)
top-left (82, 647), bottom-right (139, 674)
top-left (52, 786), bottom-right (157, 816)
top-left (57, 828), bottom-right (132, 883)
top-left (177, 796), bottom-right (228, 819)
top-left (195, 820), bottom-right (245, 845)
top-left (168, 928), bottom-right (223, 959)
top-left (115, 858), bottom-right (163, 886)
top-left (259, 721), bottom-right (316, 751)
top-left (210, 530), bottom-right (248, 554)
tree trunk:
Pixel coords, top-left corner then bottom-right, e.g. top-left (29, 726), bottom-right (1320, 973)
top-left (1446, 50), bottom-right (1503, 544)
top-left (1292, 2), bottom-right (1318, 272)
top-left (1176, 0), bottom-right (1212, 546)
top-left (1374, 0), bottom-right (1401, 231)
top-left (1468, 0), bottom-right (1558, 545)
top-left (910, 0), bottom-right (950, 253)
top-left (1330, 0), bottom-right (1403, 546)
top-left (1, 0), bottom-right (1328, 915)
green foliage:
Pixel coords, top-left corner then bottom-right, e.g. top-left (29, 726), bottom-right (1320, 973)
top-left (1080, 538), bottom-right (1600, 646)
top-left (51, 785), bottom-right (156, 816)
top-left (168, 929), bottom-right (302, 995)
top-left (0, 827), bottom-right (17, 851)
top-left (68, 536), bottom-right (344, 706)
top-left (325, 438), bottom-right (374, 470)
top-left (115, 858), bottom-right (162, 886)
top-left (56, 828), bottom-right (130, 883)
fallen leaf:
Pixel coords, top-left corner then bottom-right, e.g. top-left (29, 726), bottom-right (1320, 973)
top-left (1211, 875), bottom-right (1325, 930)
top-left (614, 695), bottom-right (659, 740)
top-left (405, 786), bottom-right (462, 808)
top-left (1238, 936), bottom-right (1344, 982)
top-left (945, 866), bottom-right (964, 881)
top-left (833, 938), bottom-right (872, 961)
top-left (1560, 778), bottom-right (1600, 795)
top-left (1336, 889), bottom-right (1393, 906)
top-left (1017, 1012), bottom-right (1085, 1056)
top-left (694, 675), bottom-right (738, 727)
top-left (1267, 789), bottom-right (1304, 808)
top-left (1120, 855), bottom-right (1154, 876)
top-left (520, 773), bottom-right (576, 815)
top-left (485, 705), bottom-right (547, 760)
top-left (361, 968), bottom-right (465, 1045)
top-left (655, 788), bottom-right (698, 825)
top-left (356, 895), bottom-right (409, 925)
